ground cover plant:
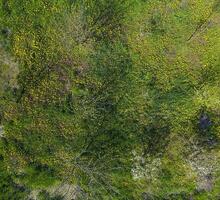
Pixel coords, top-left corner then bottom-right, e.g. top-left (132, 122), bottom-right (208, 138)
top-left (0, 0), bottom-right (220, 199)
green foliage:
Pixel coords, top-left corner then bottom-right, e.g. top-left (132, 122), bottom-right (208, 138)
top-left (0, 0), bottom-right (220, 199)
top-left (0, 156), bottom-right (28, 199)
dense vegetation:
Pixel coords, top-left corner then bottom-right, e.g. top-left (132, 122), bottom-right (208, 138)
top-left (0, 0), bottom-right (220, 199)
